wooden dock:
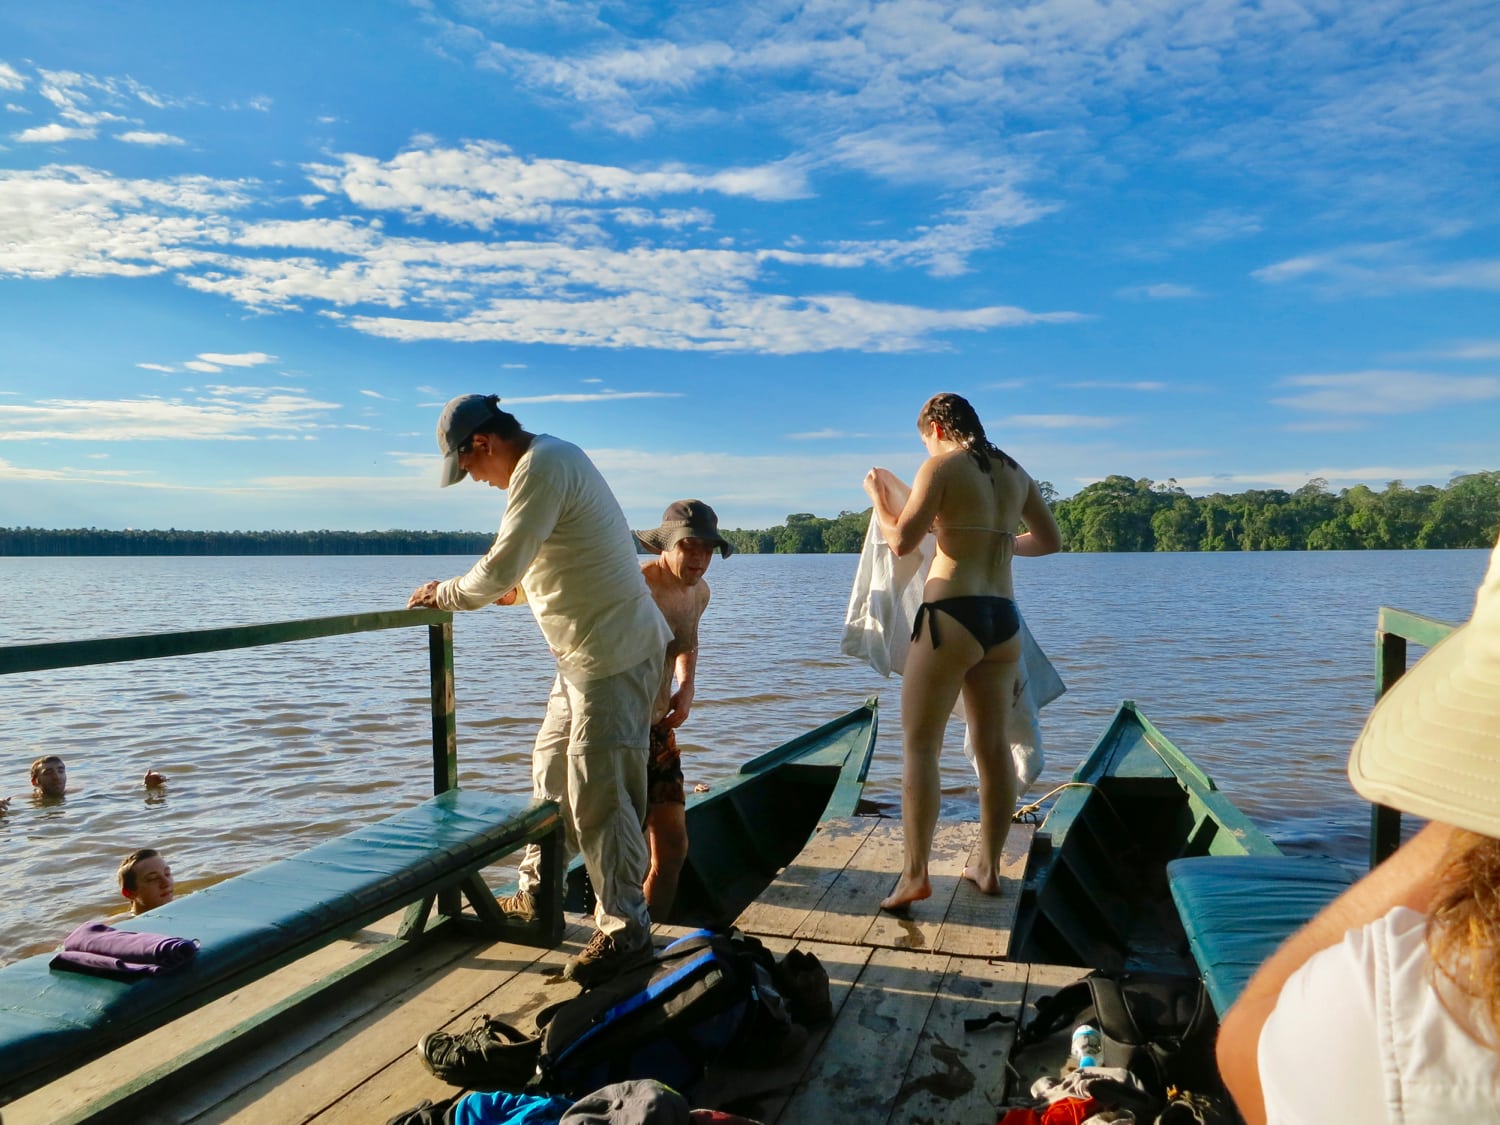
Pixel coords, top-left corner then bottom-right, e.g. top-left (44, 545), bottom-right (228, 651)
top-left (5, 818), bottom-right (1087, 1125)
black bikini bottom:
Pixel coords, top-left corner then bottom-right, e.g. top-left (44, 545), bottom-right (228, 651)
top-left (911, 596), bottom-right (1020, 651)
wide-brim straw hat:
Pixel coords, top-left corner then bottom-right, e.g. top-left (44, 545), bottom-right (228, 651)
top-left (1348, 532), bottom-right (1500, 838)
top-left (634, 499), bottom-right (733, 558)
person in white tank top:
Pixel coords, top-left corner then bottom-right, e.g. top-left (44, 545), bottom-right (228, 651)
top-left (1217, 532), bottom-right (1500, 1124)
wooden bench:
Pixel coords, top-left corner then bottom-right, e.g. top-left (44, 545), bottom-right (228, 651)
top-left (0, 788), bottom-right (563, 1109)
top-left (1166, 854), bottom-right (1356, 1016)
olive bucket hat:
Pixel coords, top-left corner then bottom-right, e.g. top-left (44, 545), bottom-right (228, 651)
top-left (634, 499), bottom-right (734, 558)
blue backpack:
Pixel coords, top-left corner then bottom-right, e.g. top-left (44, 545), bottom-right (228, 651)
top-left (534, 928), bottom-right (788, 1095)
top-left (428, 928), bottom-right (794, 1097)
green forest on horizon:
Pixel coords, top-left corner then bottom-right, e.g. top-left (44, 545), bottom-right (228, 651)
top-left (3, 472), bottom-right (1497, 556)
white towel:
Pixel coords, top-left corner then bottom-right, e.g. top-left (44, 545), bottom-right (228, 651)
top-left (841, 507), bottom-right (1064, 795)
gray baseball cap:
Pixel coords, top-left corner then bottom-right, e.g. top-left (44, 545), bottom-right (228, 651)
top-left (436, 394), bottom-right (503, 487)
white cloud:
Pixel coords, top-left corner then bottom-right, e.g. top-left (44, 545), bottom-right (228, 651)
top-left (502, 391), bottom-right (680, 403)
top-left (0, 387), bottom-right (341, 442)
top-left (360, 389), bottom-right (393, 400)
top-left (1118, 284), bottom-right (1201, 300)
top-left (1274, 371), bottom-right (1500, 414)
top-left (117, 130), bottom-right (185, 146)
top-left (1061, 381), bottom-right (1168, 392)
top-left (0, 165), bottom-right (251, 280)
top-left (1001, 414), bottom-right (1122, 429)
top-left (0, 62), bottom-right (25, 92)
top-left (0, 150), bottom-right (1078, 356)
top-left (305, 142), bottom-right (809, 233)
top-left (1441, 341), bottom-right (1500, 360)
top-left (1254, 242), bottom-right (1500, 294)
top-left (184, 360), bottom-right (223, 373)
top-left (785, 428), bottom-right (875, 440)
top-left (136, 362), bottom-right (177, 373)
top-left (1168, 465), bottom-right (1475, 493)
top-left (15, 123), bottom-right (96, 143)
top-left (196, 352), bottom-right (277, 367)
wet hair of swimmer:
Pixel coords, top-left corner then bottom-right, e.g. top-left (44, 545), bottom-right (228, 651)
top-left (918, 392), bottom-right (1018, 474)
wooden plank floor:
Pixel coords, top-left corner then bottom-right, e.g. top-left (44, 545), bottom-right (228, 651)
top-left (6, 817), bottom-right (1085, 1125)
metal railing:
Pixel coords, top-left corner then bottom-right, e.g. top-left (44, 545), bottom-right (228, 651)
top-left (1368, 606), bottom-right (1457, 867)
top-left (0, 608), bottom-right (460, 795)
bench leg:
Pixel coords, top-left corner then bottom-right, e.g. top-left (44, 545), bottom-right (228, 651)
top-left (532, 819), bottom-right (565, 947)
top-left (398, 895), bottom-right (436, 939)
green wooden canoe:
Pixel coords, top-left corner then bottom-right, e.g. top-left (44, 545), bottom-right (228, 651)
top-left (1010, 700), bottom-right (1285, 976)
top-left (564, 698), bottom-right (878, 928)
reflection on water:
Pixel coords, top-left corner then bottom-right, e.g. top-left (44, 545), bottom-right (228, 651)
top-left (0, 549), bottom-right (1488, 964)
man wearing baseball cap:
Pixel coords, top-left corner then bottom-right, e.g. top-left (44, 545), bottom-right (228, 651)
top-left (634, 499), bottom-right (733, 917)
top-left (1218, 533), bottom-right (1500, 1123)
top-left (408, 394), bottom-right (670, 987)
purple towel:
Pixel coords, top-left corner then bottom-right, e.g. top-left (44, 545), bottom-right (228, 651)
top-left (49, 921), bottom-right (198, 979)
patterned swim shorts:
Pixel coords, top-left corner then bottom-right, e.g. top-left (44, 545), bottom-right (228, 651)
top-left (647, 720), bottom-right (685, 807)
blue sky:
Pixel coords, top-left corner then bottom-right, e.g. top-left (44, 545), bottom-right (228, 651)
top-left (1, 1), bottom-right (1496, 533)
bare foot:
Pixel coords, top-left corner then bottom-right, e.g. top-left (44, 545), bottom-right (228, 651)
top-left (961, 866), bottom-right (1001, 895)
top-left (880, 875), bottom-right (931, 912)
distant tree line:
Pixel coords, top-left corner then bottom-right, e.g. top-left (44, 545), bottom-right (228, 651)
top-left (723, 471), bottom-right (1500, 554)
top-left (0, 528), bottom-right (495, 557)
top-left (1050, 471), bottom-right (1500, 552)
top-left (4, 472), bottom-right (1495, 556)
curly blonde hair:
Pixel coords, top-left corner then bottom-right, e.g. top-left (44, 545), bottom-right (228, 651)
top-left (1428, 831), bottom-right (1500, 1045)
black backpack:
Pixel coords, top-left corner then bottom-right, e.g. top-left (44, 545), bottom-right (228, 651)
top-left (1013, 970), bottom-right (1219, 1101)
top-left (436, 928), bottom-right (795, 1097)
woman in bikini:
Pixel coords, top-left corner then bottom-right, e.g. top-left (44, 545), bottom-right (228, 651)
top-left (864, 392), bottom-right (1060, 912)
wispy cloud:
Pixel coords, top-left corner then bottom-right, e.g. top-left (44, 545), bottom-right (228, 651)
top-left (0, 159), bottom-right (1078, 354)
top-left (502, 391), bottom-right (681, 404)
top-left (1274, 371), bottom-right (1500, 414)
top-left (15, 123), bottom-right (95, 143)
top-left (197, 352), bottom-right (276, 367)
top-left (360, 389), bottom-right (393, 400)
top-left (1117, 284), bottom-right (1201, 300)
top-left (1254, 242), bottom-right (1500, 294)
top-left (0, 63), bottom-right (28, 92)
top-left (1001, 414), bottom-right (1122, 429)
top-left (1437, 340), bottom-right (1500, 360)
top-left (117, 130), bottom-right (185, 146)
top-left (785, 428), bottom-right (876, 440)
top-left (0, 387), bottom-right (341, 442)
top-left (1168, 465), bottom-right (1476, 493)
top-left (136, 362), bottom-right (177, 373)
top-left (1061, 381), bottom-right (1168, 392)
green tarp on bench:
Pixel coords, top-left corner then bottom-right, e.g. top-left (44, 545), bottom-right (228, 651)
top-left (1167, 854), bottom-right (1356, 1017)
top-left (0, 789), bottom-right (556, 1102)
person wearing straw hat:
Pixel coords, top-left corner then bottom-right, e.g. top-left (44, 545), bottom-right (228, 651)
top-left (407, 394), bottom-right (671, 988)
top-left (1217, 534), bottom-right (1500, 1123)
top-left (634, 500), bottom-right (733, 916)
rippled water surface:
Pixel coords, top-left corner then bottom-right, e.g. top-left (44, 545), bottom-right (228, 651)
top-left (0, 549), bottom-right (1488, 964)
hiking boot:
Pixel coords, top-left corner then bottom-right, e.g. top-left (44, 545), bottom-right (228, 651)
top-left (416, 1014), bottom-right (538, 1091)
top-left (495, 889), bottom-right (537, 926)
top-left (564, 927), bottom-right (654, 988)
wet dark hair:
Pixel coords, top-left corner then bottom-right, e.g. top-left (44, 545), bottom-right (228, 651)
top-left (29, 754), bottom-right (63, 786)
top-left (917, 392), bottom-right (1017, 473)
top-left (466, 395), bottom-right (523, 443)
top-left (118, 848), bottom-right (161, 893)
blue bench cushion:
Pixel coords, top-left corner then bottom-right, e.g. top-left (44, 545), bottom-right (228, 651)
top-left (0, 789), bottom-right (555, 1097)
top-left (1166, 854), bottom-right (1357, 1016)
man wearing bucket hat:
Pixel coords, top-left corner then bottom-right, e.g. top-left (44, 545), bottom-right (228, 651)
top-left (635, 500), bottom-right (733, 916)
top-left (407, 394), bottom-right (670, 988)
top-left (1218, 534), bottom-right (1500, 1123)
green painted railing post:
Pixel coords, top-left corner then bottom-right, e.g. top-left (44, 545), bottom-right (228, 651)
top-left (1369, 625), bottom-right (1407, 869)
top-left (428, 622), bottom-right (458, 795)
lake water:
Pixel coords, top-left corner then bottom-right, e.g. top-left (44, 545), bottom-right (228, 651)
top-left (0, 549), bottom-right (1489, 965)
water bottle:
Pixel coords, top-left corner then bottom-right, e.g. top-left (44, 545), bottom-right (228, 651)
top-left (1070, 1024), bottom-right (1102, 1068)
